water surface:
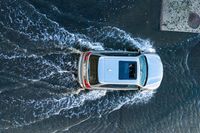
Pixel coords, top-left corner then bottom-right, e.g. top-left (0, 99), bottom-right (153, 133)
top-left (0, 0), bottom-right (200, 133)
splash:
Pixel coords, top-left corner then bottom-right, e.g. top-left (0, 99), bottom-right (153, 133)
top-left (0, 0), bottom-right (157, 130)
top-left (87, 26), bottom-right (156, 52)
top-left (0, 90), bottom-right (107, 129)
top-left (0, 1), bottom-right (104, 51)
top-left (0, 90), bottom-right (155, 129)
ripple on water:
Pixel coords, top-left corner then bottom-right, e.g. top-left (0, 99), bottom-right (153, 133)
top-left (0, 0), bottom-right (158, 132)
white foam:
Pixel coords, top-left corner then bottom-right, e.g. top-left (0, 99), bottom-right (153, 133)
top-left (90, 26), bottom-right (156, 52)
top-left (0, 1), bottom-right (159, 129)
top-left (62, 116), bottom-right (91, 131)
top-left (2, 2), bottom-right (104, 51)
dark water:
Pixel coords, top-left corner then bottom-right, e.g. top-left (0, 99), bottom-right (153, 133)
top-left (0, 0), bottom-right (200, 133)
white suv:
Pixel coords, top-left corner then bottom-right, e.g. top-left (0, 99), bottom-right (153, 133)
top-left (78, 51), bottom-right (163, 91)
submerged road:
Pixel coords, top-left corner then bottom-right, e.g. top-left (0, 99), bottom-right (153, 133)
top-left (0, 0), bottom-right (200, 133)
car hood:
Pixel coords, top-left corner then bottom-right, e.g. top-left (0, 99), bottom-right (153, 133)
top-left (144, 54), bottom-right (163, 90)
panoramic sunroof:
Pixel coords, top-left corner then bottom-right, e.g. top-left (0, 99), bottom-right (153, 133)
top-left (119, 61), bottom-right (137, 80)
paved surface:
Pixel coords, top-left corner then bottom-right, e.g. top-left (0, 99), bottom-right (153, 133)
top-left (161, 0), bottom-right (200, 33)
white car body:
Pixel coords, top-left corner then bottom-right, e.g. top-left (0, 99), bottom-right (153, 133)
top-left (78, 51), bottom-right (163, 91)
top-left (144, 54), bottom-right (163, 90)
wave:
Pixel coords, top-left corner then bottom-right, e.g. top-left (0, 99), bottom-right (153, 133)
top-left (0, 0), bottom-right (157, 130)
top-left (86, 26), bottom-right (156, 52)
top-left (0, 0), bottom-right (104, 51)
top-left (0, 90), bottom-right (154, 129)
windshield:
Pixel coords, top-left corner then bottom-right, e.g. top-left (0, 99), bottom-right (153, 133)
top-left (139, 55), bottom-right (148, 86)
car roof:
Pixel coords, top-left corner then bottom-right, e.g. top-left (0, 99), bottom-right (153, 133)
top-left (98, 56), bottom-right (141, 85)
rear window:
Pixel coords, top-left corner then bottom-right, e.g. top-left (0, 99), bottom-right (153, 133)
top-left (119, 61), bottom-right (137, 80)
top-left (88, 55), bottom-right (100, 85)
